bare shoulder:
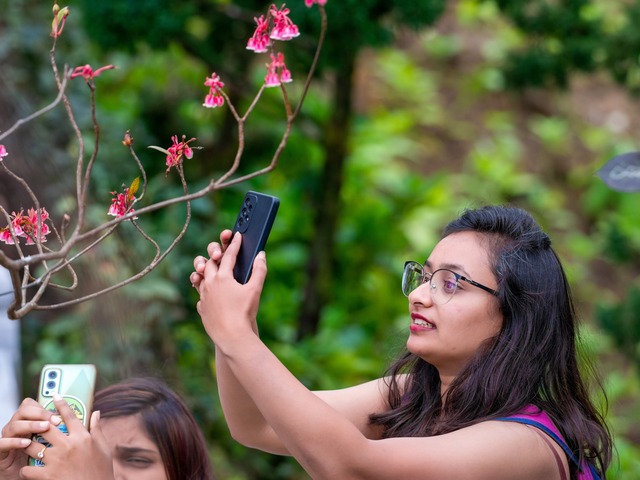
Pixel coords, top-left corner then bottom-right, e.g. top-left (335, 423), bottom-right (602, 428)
top-left (355, 419), bottom-right (568, 480)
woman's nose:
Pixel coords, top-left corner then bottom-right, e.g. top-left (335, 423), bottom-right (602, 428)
top-left (408, 281), bottom-right (434, 306)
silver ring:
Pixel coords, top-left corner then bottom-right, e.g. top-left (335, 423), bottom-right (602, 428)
top-left (37, 445), bottom-right (47, 459)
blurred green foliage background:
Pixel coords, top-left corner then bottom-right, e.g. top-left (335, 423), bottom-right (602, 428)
top-left (2, 0), bottom-right (640, 477)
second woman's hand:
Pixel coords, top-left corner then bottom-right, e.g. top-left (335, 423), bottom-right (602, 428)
top-left (197, 232), bottom-right (266, 347)
top-left (19, 395), bottom-right (114, 480)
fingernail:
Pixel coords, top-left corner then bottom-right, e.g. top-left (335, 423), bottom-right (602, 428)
top-left (53, 393), bottom-right (63, 401)
top-left (38, 421), bottom-right (49, 429)
top-left (20, 438), bottom-right (31, 447)
top-left (50, 415), bottom-right (62, 426)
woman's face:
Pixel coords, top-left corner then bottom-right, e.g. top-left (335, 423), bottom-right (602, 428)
top-left (406, 231), bottom-right (502, 379)
top-left (100, 414), bottom-right (167, 480)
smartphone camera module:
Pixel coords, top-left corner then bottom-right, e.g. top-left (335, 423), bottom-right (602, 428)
top-left (235, 194), bottom-right (257, 233)
top-left (42, 368), bottom-right (61, 397)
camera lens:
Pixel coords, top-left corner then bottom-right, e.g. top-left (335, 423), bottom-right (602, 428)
top-left (47, 371), bottom-right (58, 380)
top-left (46, 381), bottom-right (56, 389)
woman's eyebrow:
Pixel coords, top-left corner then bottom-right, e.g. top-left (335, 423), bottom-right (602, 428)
top-left (115, 445), bottom-right (158, 456)
top-left (424, 260), bottom-right (471, 278)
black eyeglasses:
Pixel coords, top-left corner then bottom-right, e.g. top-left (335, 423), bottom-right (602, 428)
top-left (402, 261), bottom-right (497, 304)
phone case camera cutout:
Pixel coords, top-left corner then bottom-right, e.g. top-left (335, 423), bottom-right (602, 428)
top-left (231, 191), bottom-right (280, 284)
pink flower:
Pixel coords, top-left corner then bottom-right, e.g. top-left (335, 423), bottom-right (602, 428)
top-left (23, 208), bottom-right (50, 245)
top-left (265, 70), bottom-right (281, 87)
top-left (246, 15), bottom-right (271, 53)
top-left (165, 135), bottom-right (196, 175)
top-left (304, 0), bottom-right (327, 7)
top-left (0, 228), bottom-right (15, 245)
top-left (108, 191), bottom-right (135, 219)
top-left (0, 144), bottom-right (7, 159)
top-left (108, 180), bottom-right (139, 219)
top-left (204, 72), bottom-right (225, 90)
top-left (70, 64), bottom-right (117, 81)
top-left (203, 93), bottom-right (224, 108)
top-left (203, 73), bottom-right (225, 108)
top-left (279, 65), bottom-right (292, 84)
top-left (1, 208), bottom-right (51, 245)
top-left (269, 5), bottom-right (300, 41)
top-left (264, 52), bottom-right (292, 87)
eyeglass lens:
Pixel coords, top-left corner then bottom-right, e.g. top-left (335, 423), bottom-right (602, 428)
top-left (402, 263), bottom-right (459, 304)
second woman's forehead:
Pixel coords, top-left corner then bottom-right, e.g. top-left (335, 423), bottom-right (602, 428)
top-left (426, 232), bottom-right (493, 277)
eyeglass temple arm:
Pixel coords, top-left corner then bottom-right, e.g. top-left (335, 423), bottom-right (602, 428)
top-left (460, 276), bottom-right (497, 296)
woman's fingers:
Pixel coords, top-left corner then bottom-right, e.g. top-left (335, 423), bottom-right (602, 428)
top-left (89, 411), bottom-right (111, 456)
top-left (50, 395), bottom-right (84, 435)
top-left (192, 234), bottom-right (232, 289)
top-left (218, 232), bottom-right (241, 271)
top-left (193, 255), bottom-right (208, 273)
top-left (248, 251), bottom-right (268, 289)
top-left (206, 241), bottom-right (223, 260)
top-left (1, 399), bottom-right (55, 439)
top-left (0, 437), bottom-right (32, 452)
top-left (220, 229), bottom-right (233, 249)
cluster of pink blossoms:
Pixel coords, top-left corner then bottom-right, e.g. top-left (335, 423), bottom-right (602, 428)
top-left (165, 135), bottom-right (196, 175)
top-left (0, 146), bottom-right (51, 245)
top-left (203, 1), bottom-right (315, 107)
top-left (203, 73), bottom-right (225, 108)
top-left (247, 4), bottom-right (299, 88)
top-left (108, 188), bottom-right (136, 219)
top-left (0, 208), bottom-right (51, 245)
top-left (108, 177), bottom-right (140, 219)
top-left (265, 52), bottom-right (292, 87)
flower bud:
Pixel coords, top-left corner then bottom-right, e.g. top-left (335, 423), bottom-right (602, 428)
top-left (122, 130), bottom-right (134, 146)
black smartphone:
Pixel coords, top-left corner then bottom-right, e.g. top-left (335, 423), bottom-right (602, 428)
top-left (231, 191), bottom-right (280, 284)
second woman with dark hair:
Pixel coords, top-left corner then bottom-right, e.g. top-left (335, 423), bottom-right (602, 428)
top-left (0, 377), bottom-right (215, 480)
top-left (94, 377), bottom-right (214, 480)
top-left (193, 204), bottom-right (611, 480)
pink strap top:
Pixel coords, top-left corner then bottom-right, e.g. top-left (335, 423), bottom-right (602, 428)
top-left (496, 405), bottom-right (599, 480)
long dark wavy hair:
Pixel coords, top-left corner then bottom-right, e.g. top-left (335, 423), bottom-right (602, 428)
top-left (94, 377), bottom-right (215, 480)
top-left (370, 205), bottom-right (612, 478)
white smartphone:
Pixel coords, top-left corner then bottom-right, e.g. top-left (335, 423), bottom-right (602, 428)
top-left (30, 364), bottom-right (97, 466)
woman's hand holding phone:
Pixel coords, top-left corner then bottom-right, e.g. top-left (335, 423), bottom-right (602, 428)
top-left (0, 396), bottom-right (112, 480)
top-left (196, 232), bottom-right (267, 348)
top-left (191, 190), bottom-right (279, 290)
top-left (31, 395), bottom-right (114, 480)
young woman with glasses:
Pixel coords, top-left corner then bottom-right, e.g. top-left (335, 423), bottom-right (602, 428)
top-left (192, 204), bottom-right (611, 480)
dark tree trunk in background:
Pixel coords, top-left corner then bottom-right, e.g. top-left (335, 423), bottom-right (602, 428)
top-left (297, 55), bottom-right (355, 340)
